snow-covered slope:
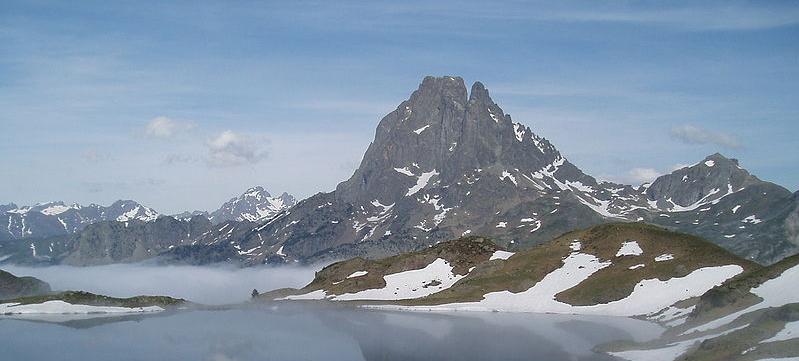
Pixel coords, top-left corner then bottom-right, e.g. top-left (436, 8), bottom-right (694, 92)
top-left (606, 254), bottom-right (799, 361)
top-left (264, 223), bottom-right (754, 318)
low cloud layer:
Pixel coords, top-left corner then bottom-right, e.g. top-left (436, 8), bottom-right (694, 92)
top-left (3, 264), bottom-right (316, 305)
top-left (670, 125), bottom-right (741, 149)
top-left (206, 130), bottom-right (267, 167)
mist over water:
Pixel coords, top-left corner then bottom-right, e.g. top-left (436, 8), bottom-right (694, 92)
top-left (3, 264), bottom-right (317, 304)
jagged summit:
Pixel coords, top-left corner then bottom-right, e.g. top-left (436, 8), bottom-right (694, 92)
top-left (336, 75), bottom-right (567, 205)
top-left (208, 186), bottom-right (297, 224)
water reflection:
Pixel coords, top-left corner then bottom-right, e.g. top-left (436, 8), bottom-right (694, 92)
top-left (0, 304), bottom-right (662, 361)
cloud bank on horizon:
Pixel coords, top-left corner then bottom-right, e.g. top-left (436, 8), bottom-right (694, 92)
top-left (0, 0), bottom-right (797, 213)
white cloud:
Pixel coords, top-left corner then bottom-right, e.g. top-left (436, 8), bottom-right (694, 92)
top-left (625, 168), bottom-right (663, 184)
top-left (144, 116), bottom-right (195, 138)
top-left (670, 124), bottom-right (741, 149)
top-left (206, 130), bottom-right (267, 167)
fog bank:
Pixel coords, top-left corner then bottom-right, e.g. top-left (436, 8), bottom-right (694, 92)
top-left (3, 264), bottom-right (317, 305)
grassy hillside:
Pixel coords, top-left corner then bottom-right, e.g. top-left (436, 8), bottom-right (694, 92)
top-left (6, 291), bottom-right (186, 308)
top-left (263, 222), bottom-right (755, 313)
top-left (405, 223), bottom-right (756, 307)
top-left (277, 236), bottom-right (500, 298)
top-left (0, 269), bottom-right (51, 300)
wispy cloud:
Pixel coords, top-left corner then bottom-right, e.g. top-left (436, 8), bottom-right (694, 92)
top-left (206, 130), bottom-right (267, 167)
top-left (530, 3), bottom-right (799, 31)
top-left (670, 124), bottom-right (741, 149)
top-left (144, 116), bottom-right (196, 138)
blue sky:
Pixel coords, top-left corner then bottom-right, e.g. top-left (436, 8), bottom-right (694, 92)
top-left (1, 0), bottom-right (797, 213)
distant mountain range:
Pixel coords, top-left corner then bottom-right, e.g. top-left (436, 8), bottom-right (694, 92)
top-left (0, 200), bottom-right (159, 241)
top-left (1, 76), bottom-right (796, 267)
top-left (0, 187), bottom-right (296, 242)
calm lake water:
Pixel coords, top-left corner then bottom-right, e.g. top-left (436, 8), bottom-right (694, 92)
top-left (0, 304), bottom-right (662, 361)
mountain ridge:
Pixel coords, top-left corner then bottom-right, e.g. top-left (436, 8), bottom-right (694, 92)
top-left (2, 76), bottom-right (796, 266)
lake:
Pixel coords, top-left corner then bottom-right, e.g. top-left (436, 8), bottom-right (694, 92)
top-left (0, 303), bottom-right (662, 361)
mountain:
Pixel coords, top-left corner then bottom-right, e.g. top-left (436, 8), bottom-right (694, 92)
top-left (3, 76), bottom-right (795, 267)
top-left (0, 187), bottom-right (296, 266)
top-left (0, 200), bottom-right (160, 241)
top-left (165, 76), bottom-right (796, 266)
top-left (640, 154), bottom-right (799, 265)
top-left (262, 223), bottom-right (756, 317)
top-left (0, 269), bottom-right (51, 300)
top-left (0, 215), bottom-right (214, 266)
top-left (208, 186), bottom-right (297, 224)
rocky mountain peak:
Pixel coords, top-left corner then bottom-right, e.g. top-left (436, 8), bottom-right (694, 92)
top-left (209, 187), bottom-right (296, 224)
top-left (645, 153), bottom-right (761, 211)
top-left (108, 200), bottom-right (159, 222)
top-left (243, 186), bottom-right (270, 199)
top-left (277, 192), bottom-right (297, 205)
top-left (336, 75), bottom-right (568, 204)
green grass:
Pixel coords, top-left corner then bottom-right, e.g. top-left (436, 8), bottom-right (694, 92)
top-left (6, 291), bottom-right (186, 308)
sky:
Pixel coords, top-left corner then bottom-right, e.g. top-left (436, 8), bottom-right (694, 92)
top-left (1, 0), bottom-right (797, 214)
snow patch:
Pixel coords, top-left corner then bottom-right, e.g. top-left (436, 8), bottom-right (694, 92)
top-left (0, 301), bottom-right (164, 315)
top-left (406, 170), bottom-right (439, 196)
top-left (413, 124), bottom-right (431, 134)
top-left (489, 251), bottom-right (515, 261)
top-left (393, 167), bottom-right (414, 177)
top-left (655, 254), bottom-right (674, 262)
top-left (333, 258), bottom-right (466, 301)
top-left (346, 271), bottom-right (369, 279)
top-left (616, 241), bottom-right (644, 257)
top-left (500, 171), bottom-right (517, 186)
